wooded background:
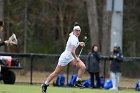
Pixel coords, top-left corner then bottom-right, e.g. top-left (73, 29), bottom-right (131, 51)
top-left (0, 0), bottom-right (140, 57)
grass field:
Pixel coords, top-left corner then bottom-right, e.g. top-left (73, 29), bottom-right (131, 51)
top-left (0, 84), bottom-right (139, 93)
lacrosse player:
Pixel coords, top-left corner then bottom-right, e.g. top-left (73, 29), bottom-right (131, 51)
top-left (0, 20), bottom-right (17, 72)
top-left (0, 20), bottom-right (9, 46)
top-left (0, 20), bottom-right (17, 46)
top-left (41, 25), bottom-right (86, 93)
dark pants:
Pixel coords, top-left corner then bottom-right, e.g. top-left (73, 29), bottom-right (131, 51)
top-left (89, 72), bottom-right (101, 88)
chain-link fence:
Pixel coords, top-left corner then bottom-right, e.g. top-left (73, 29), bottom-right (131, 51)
top-left (0, 53), bottom-right (140, 88)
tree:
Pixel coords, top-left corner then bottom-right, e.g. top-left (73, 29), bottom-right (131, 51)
top-left (101, 0), bottom-right (112, 55)
top-left (86, 0), bottom-right (99, 47)
top-left (3, 0), bottom-right (88, 54)
top-left (44, 0), bottom-right (80, 49)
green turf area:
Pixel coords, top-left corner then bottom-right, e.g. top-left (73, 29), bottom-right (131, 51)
top-left (0, 84), bottom-right (139, 93)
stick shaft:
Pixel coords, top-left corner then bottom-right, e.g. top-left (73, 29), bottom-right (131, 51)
top-left (78, 46), bottom-right (84, 58)
top-left (78, 36), bottom-right (88, 57)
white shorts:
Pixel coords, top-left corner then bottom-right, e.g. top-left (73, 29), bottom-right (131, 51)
top-left (58, 51), bottom-right (74, 66)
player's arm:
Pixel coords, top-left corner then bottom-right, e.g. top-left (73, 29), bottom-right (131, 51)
top-left (71, 45), bottom-right (79, 62)
top-left (0, 40), bottom-right (10, 46)
top-left (0, 40), bottom-right (12, 46)
top-left (0, 42), bottom-right (5, 46)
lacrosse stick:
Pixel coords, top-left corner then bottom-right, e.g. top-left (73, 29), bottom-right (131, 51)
top-left (8, 33), bottom-right (18, 45)
top-left (78, 36), bottom-right (88, 58)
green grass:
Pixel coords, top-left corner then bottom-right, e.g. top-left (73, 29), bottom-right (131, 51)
top-left (0, 84), bottom-right (139, 93)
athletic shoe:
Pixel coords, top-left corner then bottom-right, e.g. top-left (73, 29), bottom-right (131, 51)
top-left (41, 84), bottom-right (49, 93)
top-left (109, 88), bottom-right (118, 91)
top-left (74, 80), bottom-right (85, 88)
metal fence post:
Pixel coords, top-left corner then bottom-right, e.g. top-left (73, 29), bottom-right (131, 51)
top-left (30, 55), bottom-right (33, 85)
top-left (103, 59), bottom-right (106, 82)
top-left (66, 63), bottom-right (70, 85)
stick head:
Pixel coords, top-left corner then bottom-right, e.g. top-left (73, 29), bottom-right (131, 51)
top-left (8, 33), bottom-right (18, 45)
top-left (84, 36), bottom-right (87, 40)
top-left (83, 36), bottom-right (88, 43)
top-left (83, 33), bottom-right (88, 41)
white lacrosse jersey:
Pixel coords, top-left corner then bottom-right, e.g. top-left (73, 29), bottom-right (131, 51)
top-left (58, 34), bottom-right (79, 66)
top-left (65, 35), bottom-right (79, 51)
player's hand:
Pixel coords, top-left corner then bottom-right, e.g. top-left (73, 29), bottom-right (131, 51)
top-left (79, 42), bottom-right (85, 47)
top-left (4, 40), bottom-right (17, 46)
top-left (76, 57), bottom-right (80, 62)
top-left (4, 40), bottom-right (9, 46)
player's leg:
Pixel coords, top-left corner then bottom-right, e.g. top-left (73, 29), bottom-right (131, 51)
top-left (0, 65), bottom-right (1, 72)
top-left (70, 59), bottom-right (86, 87)
top-left (46, 65), bottom-right (65, 83)
top-left (73, 59), bottom-right (86, 78)
top-left (41, 65), bottom-right (65, 93)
